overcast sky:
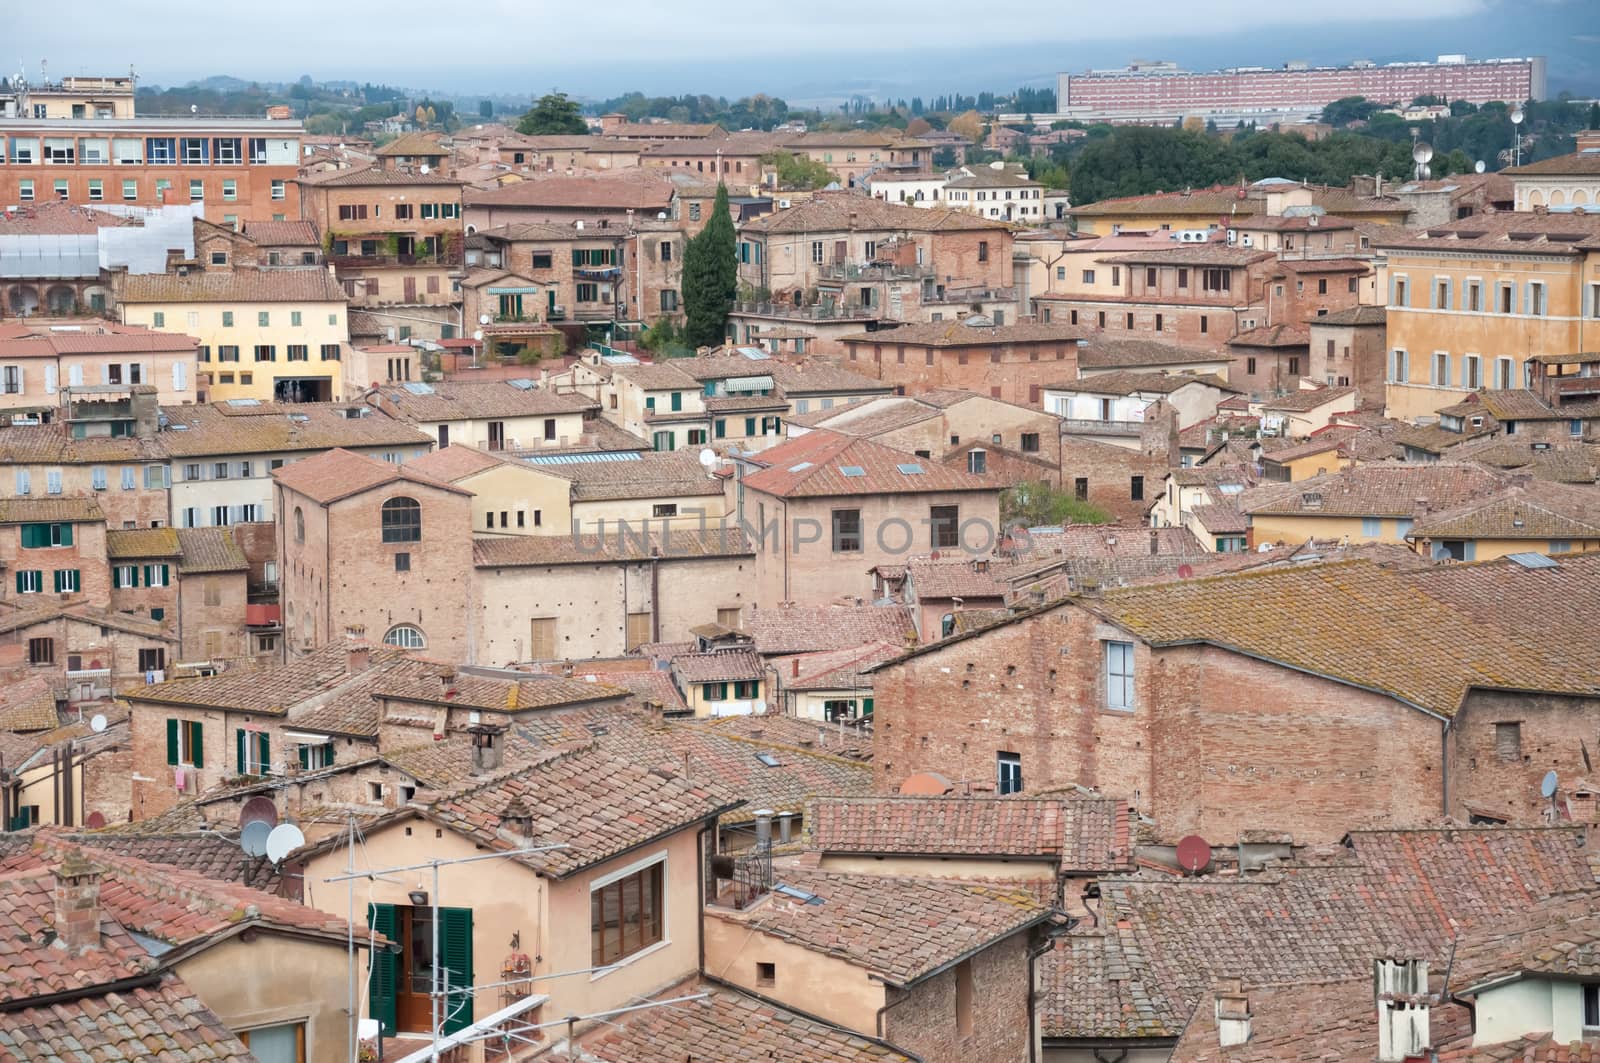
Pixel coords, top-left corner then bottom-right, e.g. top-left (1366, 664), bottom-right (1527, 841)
top-left (9, 0), bottom-right (1592, 100)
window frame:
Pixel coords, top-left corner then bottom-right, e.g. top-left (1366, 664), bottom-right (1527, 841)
top-left (1104, 640), bottom-right (1135, 711)
top-left (381, 497), bottom-right (422, 543)
top-left (590, 857), bottom-right (666, 968)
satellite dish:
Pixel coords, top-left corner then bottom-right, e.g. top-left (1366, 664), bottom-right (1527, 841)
top-left (472, 329), bottom-right (484, 341)
top-left (657, 211), bottom-right (667, 221)
top-left (1177, 564), bottom-right (1194, 579)
top-left (1510, 107), bottom-right (1525, 126)
top-left (265, 823), bottom-right (306, 864)
top-left (89, 714), bottom-right (108, 734)
top-left (240, 795), bottom-right (279, 830)
top-left (1474, 160), bottom-right (1486, 174)
top-left (190, 104), bottom-right (198, 114)
top-left (1176, 834), bottom-right (1211, 873)
top-left (1541, 770), bottom-right (1559, 799)
top-left (85, 811), bottom-right (107, 829)
top-left (419, 163), bottom-right (430, 174)
top-left (479, 313), bottom-right (491, 325)
top-left (240, 820), bottom-right (271, 857)
top-left (697, 447), bottom-right (717, 470)
top-left (1412, 143), bottom-right (1434, 165)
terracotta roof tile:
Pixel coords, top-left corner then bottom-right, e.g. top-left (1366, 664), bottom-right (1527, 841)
top-left (370, 380), bottom-right (596, 421)
top-left (1078, 339), bottom-right (1231, 369)
top-left (0, 677), bottom-right (64, 733)
top-left (1040, 930), bottom-right (1184, 1040)
top-left (473, 526), bottom-right (752, 567)
top-left (743, 603), bottom-right (917, 656)
top-left (717, 868), bottom-right (1051, 986)
top-left (158, 402), bottom-right (434, 458)
top-left (585, 981), bottom-right (916, 1062)
top-left (0, 973), bottom-right (255, 1062)
top-left (173, 527), bottom-right (248, 573)
top-left (60, 832), bottom-right (279, 890)
top-left (1408, 480), bottom-right (1600, 540)
top-left (839, 321), bottom-right (1088, 347)
top-left (104, 527), bottom-right (181, 559)
top-left (121, 267), bottom-right (346, 304)
top-left (1258, 384), bottom-right (1356, 412)
top-left (743, 192), bottom-right (1009, 235)
top-left (537, 450), bottom-right (724, 501)
top-left (424, 744), bottom-right (739, 878)
top-left (778, 641), bottom-right (903, 692)
top-left (740, 429), bottom-right (996, 498)
top-left (240, 219), bottom-right (319, 246)
top-left (465, 171), bottom-right (675, 211)
top-left (271, 446), bottom-right (468, 505)
top-left (0, 497), bottom-right (105, 524)
top-left (128, 640), bottom-right (408, 716)
top-left (1242, 462), bottom-right (1505, 518)
top-left (671, 648), bottom-right (765, 683)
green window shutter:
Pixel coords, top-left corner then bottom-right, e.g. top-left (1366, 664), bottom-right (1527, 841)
top-left (60, 524), bottom-right (72, 547)
top-left (166, 719), bottom-right (179, 765)
top-left (571, 249), bottom-right (582, 266)
top-left (299, 744), bottom-right (310, 769)
top-left (715, 419), bottom-right (726, 439)
top-left (745, 417), bottom-right (756, 436)
top-left (53, 570), bottom-right (61, 593)
top-left (325, 741), bottom-right (336, 765)
top-left (111, 567), bottom-right (122, 590)
top-left (863, 697), bottom-right (874, 717)
top-left (367, 903), bottom-right (399, 1036)
top-left (13, 572), bottom-right (20, 594)
top-left (190, 722), bottom-right (203, 768)
top-left (20, 525), bottom-right (39, 549)
top-left (439, 907), bottom-right (475, 1034)
top-left (703, 683), bottom-right (716, 700)
top-left (143, 565), bottom-right (152, 586)
top-left (236, 729), bottom-right (246, 774)
top-left (258, 732), bottom-right (271, 774)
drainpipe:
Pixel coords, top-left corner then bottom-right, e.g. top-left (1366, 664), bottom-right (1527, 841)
top-left (1440, 718), bottom-right (1452, 819)
top-left (650, 548), bottom-right (661, 644)
top-left (1026, 932), bottom-right (1055, 1063)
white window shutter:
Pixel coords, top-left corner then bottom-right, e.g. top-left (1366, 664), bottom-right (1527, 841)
top-left (173, 362), bottom-right (187, 392)
top-left (14, 366), bottom-right (23, 395)
top-left (44, 365), bottom-right (57, 394)
top-left (141, 362), bottom-right (150, 384)
top-left (69, 364), bottom-right (83, 387)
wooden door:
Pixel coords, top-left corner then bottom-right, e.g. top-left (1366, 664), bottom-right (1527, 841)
top-left (397, 906), bottom-right (435, 1033)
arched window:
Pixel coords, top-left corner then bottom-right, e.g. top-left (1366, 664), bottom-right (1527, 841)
top-left (293, 506), bottom-right (305, 543)
top-left (381, 497), bottom-right (421, 543)
top-left (384, 625), bottom-right (426, 649)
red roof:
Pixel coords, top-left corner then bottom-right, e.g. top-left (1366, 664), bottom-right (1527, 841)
top-left (741, 430), bottom-right (996, 498)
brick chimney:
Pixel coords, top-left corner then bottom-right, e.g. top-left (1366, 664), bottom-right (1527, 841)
top-left (53, 852), bottom-right (102, 952)
top-left (469, 726), bottom-right (503, 775)
top-left (346, 625), bottom-right (370, 674)
top-left (1214, 978), bottom-right (1252, 1047)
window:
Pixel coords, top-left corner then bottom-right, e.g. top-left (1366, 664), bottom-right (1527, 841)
top-left (1361, 517), bottom-right (1382, 538)
top-left (1463, 355), bottom-right (1482, 390)
top-left (383, 625), bottom-right (426, 649)
top-left (1528, 282), bottom-right (1547, 317)
top-left (253, 344), bottom-right (276, 363)
top-left (166, 719), bottom-right (204, 767)
top-left (1246, 357), bottom-right (1257, 376)
top-left (968, 449), bottom-right (986, 474)
top-left (832, 509), bottom-right (862, 553)
top-left (20, 522), bottom-right (73, 549)
top-left (1200, 316), bottom-right (1208, 334)
top-left (1494, 721), bottom-right (1521, 761)
top-left (811, 241), bottom-right (824, 263)
top-left (381, 497), bottom-right (421, 542)
top-left (930, 505), bottom-right (959, 549)
top-left (997, 752), bottom-right (1022, 795)
top-left (55, 179), bottom-right (69, 201)
top-left (271, 179), bottom-right (286, 200)
top-left (15, 569), bottom-right (43, 594)
top-left (1146, 267), bottom-right (1158, 286)
top-left (320, 344), bottom-right (342, 361)
top-left (1390, 349), bottom-right (1409, 384)
top-left (1105, 641), bottom-right (1135, 710)
top-left (955, 958), bottom-right (975, 1037)
top-left (703, 682), bottom-right (729, 702)
top-left (54, 570), bottom-right (80, 594)
top-left (1393, 277), bottom-right (1409, 307)
top-left (236, 728), bottom-right (271, 776)
top-left (757, 962), bottom-right (776, 987)
top-left (1082, 269), bottom-right (1096, 284)
top-left (1020, 432), bottom-right (1040, 453)
top-left (531, 251), bottom-right (554, 270)
top-left (1202, 268), bottom-right (1231, 292)
top-left (28, 637), bottom-right (54, 665)
top-left (1584, 984), bottom-right (1599, 1030)
top-left (977, 241), bottom-right (989, 262)
top-left (591, 860), bottom-right (664, 966)
top-left (1130, 475), bottom-right (1144, 502)
top-left (18, 179), bottom-right (34, 202)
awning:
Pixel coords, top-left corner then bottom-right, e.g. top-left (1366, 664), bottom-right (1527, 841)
top-left (575, 267), bottom-right (622, 280)
top-left (721, 375), bottom-right (775, 392)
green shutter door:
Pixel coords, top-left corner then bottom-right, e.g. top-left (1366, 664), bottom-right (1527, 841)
top-left (189, 722), bottom-right (203, 768)
top-left (236, 729), bottom-right (247, 774)
top-left (367, 903), bottom-right (399, 1036)
top-left (59, 524), bottom-right (72, 547)
top-left (166, 719), bottom-right (179, 765)
top-left (299, 744), bottom-right (310, 770)
top-left (258, 732), bottom-right (270, 774)
top-left (439, 907), bottom-right (474, 1033)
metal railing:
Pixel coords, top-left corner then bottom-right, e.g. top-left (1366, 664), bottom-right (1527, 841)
top-left (731, 300), bottom-right (880, 321)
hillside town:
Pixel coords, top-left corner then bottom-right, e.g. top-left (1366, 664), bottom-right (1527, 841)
top-left (1, 46), bottom-right (1600, 1063)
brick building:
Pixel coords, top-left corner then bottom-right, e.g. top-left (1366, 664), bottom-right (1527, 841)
top-left (0, 322), bottom-right (200, 414)
top-left (296, 167), bottom-right (467, 342)
top-left (703, 867), bottom-right (1052, 1063)
top-left (868, 556), bottom-right (1600, 843)
top-left (729, 429), bottom-right (1003, 606)
top-left (838, 321), bottom-right (1090, 407)
top-left (1308, 304), bottom-right (1387, 404)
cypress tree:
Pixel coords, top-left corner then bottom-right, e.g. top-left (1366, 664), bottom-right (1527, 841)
top-left (681, 184), bottom-right (738, 350)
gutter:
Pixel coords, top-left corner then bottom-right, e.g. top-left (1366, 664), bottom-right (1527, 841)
top-left (0, 970), bottom-right (163, 1013)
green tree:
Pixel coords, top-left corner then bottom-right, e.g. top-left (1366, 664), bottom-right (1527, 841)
top-left (681, 184), bottom-right (738, 349)
top-left (1590, 102), bottom-right (1600, 130)
top-left (760, 151), bottom-right (833, 190)
top-left (1001, 482), bottom-right (1113, 528)
top-left (516, 92), bottom-right (587, 135)
top-left (479, 99), bottom-right (494, 118)
top-left (1320, 96), bottom-right (1379, 127)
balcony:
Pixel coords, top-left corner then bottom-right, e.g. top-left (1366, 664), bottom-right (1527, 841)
top-left (923, 285), bottom-right (1017, 305)
top-left (732, 301), bottom-right (882, 322)
top-left (1060, 417), bottom-right (1143, 437)
top-left (329, 249), bottom-right (464, 269)
top-left (819, 261), bottom-right (935, 282)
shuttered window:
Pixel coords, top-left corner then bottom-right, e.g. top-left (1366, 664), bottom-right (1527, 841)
top-left (367, 904), bottom-right (399, 1036)
top-left (1494, 722), bottom-right (1521, 762)
top-left (166, 719), bottom-right (204, 767)
top-left (438, 907), bottom-right (474, 1034)
top-left (236, 728), bottom-right (271, 776)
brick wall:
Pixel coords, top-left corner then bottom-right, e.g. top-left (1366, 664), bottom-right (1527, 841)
top-left (841, 338), bottom-right (1080, 407)
top-left (882, 931), bottom-right (1037, 1063)
top-left (1308, 321), bottom-right (1387, 409)
top-left (81, 746), bottom-right (133, 827)
top-left (177, 571), bottom-right (251, 661)
top-left (1229, 345), bottom-right (1309, 401)
top-left (1037, 299), bottom-right (1254, 353)
top-left (1451, 690), bottom-right (1600, 825)
top-left (1059, 436), bottom-right (1169, 521)
top-left (872, 605), bottom-right (1448, 843)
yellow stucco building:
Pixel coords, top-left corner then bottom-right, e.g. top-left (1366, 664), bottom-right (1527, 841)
top-left (1373, 213), bottom-right (1600, 421)
top-left (119, 267), bottom-right (349, 403)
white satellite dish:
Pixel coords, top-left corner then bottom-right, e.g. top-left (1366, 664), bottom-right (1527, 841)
top-left (89, 714), bottom-right (107, 734)
top-left (472, 330), bottom-right (484, 341)
top-left (1474, 160), bottom-right (1486, 174)
top-left (698, 448), bottom-right (717, 470)
top-left (265, 823), bottom-right (306, 864)
top-left (1541, 770), bottom-right (1559, 799)
top-left (657, 211), bottom-right (667, 221)
top-left (240, 820), bottom-right (271, 857)
top-left (479, 314), bottom-right (491, 325)
top-left (419, 163), bottom-right (430, 174)
top-left (1510, 107), bottom-right (1525, 126)
top-left (1412, 143), bottom-right (1434, 165)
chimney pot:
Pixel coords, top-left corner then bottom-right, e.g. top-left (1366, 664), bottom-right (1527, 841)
top-left (754, 809), bottom-right (774, 850)
top-left (791, 658), bottom-right (800, 678)
top-left (1214, 978), bottom-right (1252, 1047)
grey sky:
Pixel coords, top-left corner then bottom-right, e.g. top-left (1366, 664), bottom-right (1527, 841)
top-left (10, 0), bottom-right (1592, 99)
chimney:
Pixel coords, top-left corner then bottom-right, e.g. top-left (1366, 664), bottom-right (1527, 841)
top-left (132, 387), bottom-right (160, 440)
top-left (1214, 978), bottom-right (1252, 1047)
top-left (500, 795), bottom-right (533, 839)
top-left (646, 699), bottom-right (664, 725)
top-left (346, 625), bottom-right (370, 674)
top-left (776, 812), bottom-right (793, 844)
top-left (791, 658), bottom-right (800, 678)
top-left (1375, 959), bottom-right (1430, 1062)
top-left (53, 852), bottom-right (102, 952)
top-left (469, 726), bottom-right (503, 775)
top-left (438, 669), bottom-right (457, 698)
top-left (754, 809), bottom-right (774, 850)
top-left (1149, 530), bottom-right (1160, 556)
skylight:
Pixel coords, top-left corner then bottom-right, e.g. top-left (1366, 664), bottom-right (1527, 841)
top-left (755, 752), bottom-right (781, 767)
top-left (773, 883), bottom-right (825, 904)
top-left (840, 465), bottom-right (866, 477)
top-left (225, 398), bottom-right (261, 407)
top-left (896, 463), bottom-right (925, 475)
top-left (507, 378), bottom-right (537, 390)
top-left (401, 382), bottom-right (435, 395)
top-left (1507, 552), bottom-right (1558, 569)
top-left (788, 462), bottom-right (814, 472)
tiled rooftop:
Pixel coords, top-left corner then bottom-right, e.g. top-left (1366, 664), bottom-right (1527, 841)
top-left (157, 402), bottom-right (434, 458)
top-left (128, 641), bottom-right (407, 716)
top-left (743, 602), bottom-right (916, 655)
top-left (740, 429), bottom-right (996, 498)
top-left (1257, 384), bottom-right (1356, 412)
top-left (0, 973), bottom-right (255, 1062)
top-left (839, 321), bottom-right (1089, 347)
top-left (369, 380), bottom-right (596, 421)
top-left (120, 267), bottom-right (347, 304)
top-left (173, 527), bottom-right (249, 573)
top-left (472, 527), bottom-right (752, 567)
top-left (1078, 339), bottom-right (1231, 369)
top-left (1408, 481), bottom-right (1600, 541)
top-left (0, 497), bottom-right (105, 524)
top-left (671, 648), bottom-right (765, 683)
top-left (537, 449), bottom-right (725, 501)
top-left (1242, 462), bottom-right (1505, 519)
top-left (423, 744), bottom-right (739, 878)
top-left (742, 192), bottom-right (1009, 235)
top-left (1039, 930), bottom-right (1183, 1041)
top-left (717, 868), bottom-right (1050, 987)
top-left (271, 446), bottom-right (468, 505)
top-left (584, 980), bottom-right (915, 1062)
